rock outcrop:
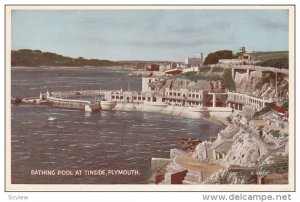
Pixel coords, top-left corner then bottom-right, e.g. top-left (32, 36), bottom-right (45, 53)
top-left (234, 71), bottom-right (288, 100)
top-left (192, 141), bottom-right (212, 160)
top-left (163, 79), bottom-right (211, 91)
top-left (224, 131), bottom-right (268, 167)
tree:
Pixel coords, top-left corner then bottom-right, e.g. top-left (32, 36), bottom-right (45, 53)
top-left (204, 50), bottom-right (234, 65)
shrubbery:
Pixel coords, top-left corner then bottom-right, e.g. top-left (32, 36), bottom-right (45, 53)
top-left (223, 69), bottom-right (236, 91)
top-left (176, 72), bottom-right (220, 81)
top-left (257, 58), bottom-right (288, 69)
top-left (204, 50), bottom-right (234, 65)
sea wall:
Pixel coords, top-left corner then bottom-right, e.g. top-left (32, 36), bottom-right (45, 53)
top-left (47, 96), bottom-right (101, 111)
top-left (48, 96), bottom-right (89, 110)
top-left (112, 102), bottom-right (232, 119)
top-left (208, 107), bottom-right (233, 118)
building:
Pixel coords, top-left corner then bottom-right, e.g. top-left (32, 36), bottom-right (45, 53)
top-left (142, 76), bottom-right (160, 92)
top-left (176, 63), bottom-right (186, 68)
top-left (218, 59), bottom-right (246, 65)
top-left (182, 66), bottom-right (199, 73)
top-left (205, 93), bottom-right (227, 107)
top-left (159, 63), bottom-right (175, 72)
top-left (238, 47), bottom-right (251, 61)
top-left (146, 64), bottom-right (160, 71)
top-left (185, 53), bottom-right (204, 67)
top-left (108, 90), bottom-right (161, 103)
top-left (239, 46), bottom-right (246, 53)
top-left (226, 92), bottom-right (274, 111)
top-left (163, 88), bottom-right (208, 107)
top-left (239, 53), bottom-right (251, 60)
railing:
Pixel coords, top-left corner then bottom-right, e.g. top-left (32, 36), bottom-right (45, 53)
top-left (227, 92), bottom-right (273, 104)
top-left (214, 63), bottom-right (289, 74)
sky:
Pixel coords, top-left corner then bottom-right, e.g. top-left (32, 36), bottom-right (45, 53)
top-left (11, 9), bottom-right (289, 61)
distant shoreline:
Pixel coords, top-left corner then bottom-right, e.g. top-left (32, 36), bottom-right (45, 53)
top-left (11, 65), bottom-right (132, 70)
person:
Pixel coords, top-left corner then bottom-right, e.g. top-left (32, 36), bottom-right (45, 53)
top-left (259, 130), bottom-right (263, 139)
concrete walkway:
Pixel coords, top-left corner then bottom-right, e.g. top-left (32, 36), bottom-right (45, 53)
top-left (174, 154), bottom-right (224, 181)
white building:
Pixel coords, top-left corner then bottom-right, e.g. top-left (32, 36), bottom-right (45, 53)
top-left (226, 92), bottom-right (274, 111)
top-left (218, 59), bottom-right (245, 65)
top-left (142, 76), bottom-right (160, 92)
top-left (159, 63), bottom-right (173, 72)
top-left (164, 88), bottom-right (208, 107)
top-left (109, 90), bottom-right (157, 103)
top-left (185, 53), bottom-right (204, 66)
top-left (182, 66), bottom-right (199, 73)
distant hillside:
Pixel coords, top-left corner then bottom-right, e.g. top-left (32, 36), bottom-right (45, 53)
top-left (249, 51), bottom-right (288, 61)
top-left (117, 60), bottom-right (176, 65)
top-left (11, 49), bottom-right (120, 67)
top-left (250, 51), bottom-right (289, 69)
top-left (257, 58), bottom-right (289, 69)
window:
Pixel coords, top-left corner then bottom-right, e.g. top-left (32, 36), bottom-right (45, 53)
top-left (120, 96), bottom-right (123, 99)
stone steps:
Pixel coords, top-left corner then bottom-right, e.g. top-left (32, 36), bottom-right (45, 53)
top-left (182, 170), bottom-right (203, 184)
top-left (165, 163), bottom-right (183, 173)
top-left (161, 163), bottom-right (187, 184)
top-left (207, 147), bottom-right (215, 160)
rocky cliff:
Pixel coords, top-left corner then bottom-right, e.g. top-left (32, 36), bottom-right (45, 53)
top-left (234, 71), bottom-right (288, 101)
top-left (224, 131), bottom-right (268, 167)
top-left (160, 79), bottom-right (212, 91)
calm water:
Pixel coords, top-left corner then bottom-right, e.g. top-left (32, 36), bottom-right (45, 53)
top-left (11, 66), bottom-right (222, 184)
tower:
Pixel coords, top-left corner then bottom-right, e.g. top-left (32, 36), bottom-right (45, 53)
top-left (239, 47), bottom-right (246, 53)
top-left (197, 52), bottom-right (204, 64)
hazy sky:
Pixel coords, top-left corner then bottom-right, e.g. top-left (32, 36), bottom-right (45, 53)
top-left (12, 9), bottom-right (289, 61)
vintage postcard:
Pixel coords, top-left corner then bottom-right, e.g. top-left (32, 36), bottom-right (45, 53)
top-left (5, 5), bottom-right (295, 191)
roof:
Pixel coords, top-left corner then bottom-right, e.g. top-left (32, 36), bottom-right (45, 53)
top-left (165, 68), bottom-right (183, 75)
top-left (272, 105), bottom-right (287, 114)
